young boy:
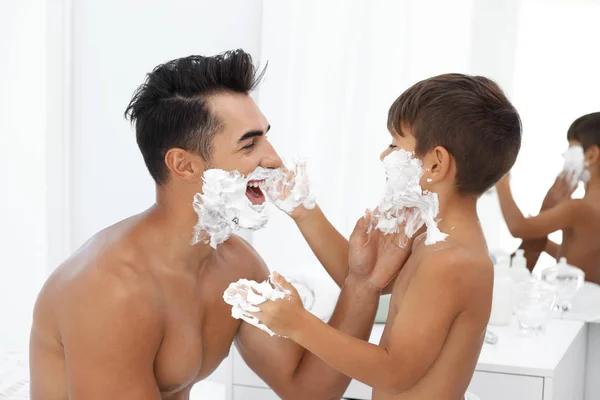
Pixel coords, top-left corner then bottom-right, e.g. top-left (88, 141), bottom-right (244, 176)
top-left (496, 112), bottom-right (600, 284)
top-left (517, 113), bottom-right (593, 270)
top-left (252, 74), bottom-right (522, 399)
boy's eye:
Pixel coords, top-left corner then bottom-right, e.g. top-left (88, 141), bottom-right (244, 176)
top-left (389, 144), bottom-right (397, 149)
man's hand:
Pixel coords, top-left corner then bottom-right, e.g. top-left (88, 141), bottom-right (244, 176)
top-left (251, 272), bottom-right (310, 339)
top-left (348, 211), bottom-right (413, 293)
top-left (541, 171), bottom-right (577, 209)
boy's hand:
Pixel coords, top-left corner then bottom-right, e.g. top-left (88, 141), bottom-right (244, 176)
top-left (348, 211), bottom-right (413, 292)
top-left (251, 272), bottom-right (308, 338)
top-left (542, 172), bottom-right (577, 209)
top-left (264, 162), bottom-right (315, 221)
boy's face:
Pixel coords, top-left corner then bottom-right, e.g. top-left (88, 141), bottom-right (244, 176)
top-left (380, 122), bottom-right (417, 161)
top-left (380, 122), bottom-right (455, 194)
top-left (568, 139), bottom-right (582, 147)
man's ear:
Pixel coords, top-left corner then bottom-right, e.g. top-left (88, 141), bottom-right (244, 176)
top-left (422, 146), bottom-right (451, 184)
top-left (164, 148), bottom-right (206, 183)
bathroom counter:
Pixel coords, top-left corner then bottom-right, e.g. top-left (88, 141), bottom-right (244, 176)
top-left (231, 318), bottom-right (587, 400)
top-left (479, 319), bottom-right (585, 377)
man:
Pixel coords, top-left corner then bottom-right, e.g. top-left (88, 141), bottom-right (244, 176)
top-left (29, 50), bottom-right (402, 399)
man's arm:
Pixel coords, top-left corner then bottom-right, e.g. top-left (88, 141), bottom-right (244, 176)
top-left (236, 263), bottom-right (379, 400)
top-left (60, 271), bottom-right (163, 400)
top-left (283, 251), bottom-right (468, 393)
top-left (496, 177), bottom-right (581, 239)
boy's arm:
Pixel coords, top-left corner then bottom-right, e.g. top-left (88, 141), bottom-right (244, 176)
top-left (517, 172), bottom-right (575, 267)
top-left (496, 175), bottom-right (581, 239)
top-left (256, 250), bottom-right (467, 394)
top-left (236, 276), bottom-right (379, 400)
top-left (292, 205), bottom-right (350, 288)
top-left (293, 206), bottom-right (399, 294)
top-left (544, 239), bottom-right (561, 260)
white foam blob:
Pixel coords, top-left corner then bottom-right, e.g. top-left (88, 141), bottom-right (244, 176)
top-left (192, 167), bottom-right (277, 248)
top-left (223, 274), bottom-right (291, 337)
top-left (372, 150), bottom-right (448, 246)
top-left (563, 145), bottom-right (590, 186)
top-left (263, 159), bottom-right (316, 214)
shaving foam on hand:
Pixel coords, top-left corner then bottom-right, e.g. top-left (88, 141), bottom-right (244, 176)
top-left (263, 159), bottom-right (316, 214)
top-left (373, 150), bottom-right (448, 246)
top-left (562, 145), bottom-right (590, 187)
top-left (192, 167), bottom-right (276, 248)
top-left (223, 275), bottom-right (291, 337)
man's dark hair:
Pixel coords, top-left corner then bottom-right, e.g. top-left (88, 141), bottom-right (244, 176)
top-left (570, 112), bottom-right (600, 151)
top-left (124, 49), bottom-right (266, 184)
top-left (387, 73), bottom-right (522, 195)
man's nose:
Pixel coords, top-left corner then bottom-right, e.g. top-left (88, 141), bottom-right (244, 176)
top-left (262, 140), bottom-right (283, 169)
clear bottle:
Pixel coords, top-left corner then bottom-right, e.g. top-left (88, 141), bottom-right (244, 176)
top-left (541, 257), bottom-right (585, 311)
top-left (510, 249), bottom-right (531, 284)
top-left (489, 256), bottom-right (513, 326)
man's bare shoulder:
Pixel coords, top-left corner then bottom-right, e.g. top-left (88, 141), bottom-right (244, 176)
top-left (215, 235), bottom-right (270, 281)
top-left (34, 216), bottom-right (164, 339)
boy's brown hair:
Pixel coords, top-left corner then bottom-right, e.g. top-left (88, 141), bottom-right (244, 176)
top-left (388, 73), bottom-right (522, 195)
top-left (576, 112), bottom-right (600, 151)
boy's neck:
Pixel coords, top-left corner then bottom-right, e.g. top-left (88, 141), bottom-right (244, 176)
top-left (585, 173), bottom-right (600, 197)
top-left (435, 192), bottom-right (479, 233)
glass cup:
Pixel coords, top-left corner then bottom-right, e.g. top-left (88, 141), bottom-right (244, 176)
top-left (513, 279), bottom-right (558, 336)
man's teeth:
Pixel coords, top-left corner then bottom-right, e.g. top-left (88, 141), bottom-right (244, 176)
top-left (248, 181), bottom-right (264, 188)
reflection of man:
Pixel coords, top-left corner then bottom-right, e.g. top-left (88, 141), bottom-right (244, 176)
top-left (29, 50), bottom-right (398, 399)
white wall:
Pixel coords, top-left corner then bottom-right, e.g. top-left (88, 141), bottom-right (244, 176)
top-left (0, 0), bottom-right (48, 350)
top-left (69, 0), bottom-right (264, 249)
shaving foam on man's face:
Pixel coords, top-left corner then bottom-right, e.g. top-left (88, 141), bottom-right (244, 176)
top-left (192, 166), bottom-right (277, 248)
top-left (373, 149), bottom-right (448, 246)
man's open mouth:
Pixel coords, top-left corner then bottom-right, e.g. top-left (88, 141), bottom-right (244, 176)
top-left (246, 180), bottom-right (266, 205)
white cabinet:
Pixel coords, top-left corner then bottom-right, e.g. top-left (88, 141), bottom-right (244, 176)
top-left (232, 319), bottom-right (587, 400)
top-left (468, 371), bottom-right (544, 400)
top-left (233, 386), bottom-right (281, 400)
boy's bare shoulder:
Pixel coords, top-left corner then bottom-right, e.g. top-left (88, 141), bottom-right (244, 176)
top-left (417, 245), bottom-right (493, 293)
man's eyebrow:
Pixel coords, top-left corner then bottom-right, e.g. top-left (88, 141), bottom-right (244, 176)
top-left (238, 125), bottom-right (271, 142)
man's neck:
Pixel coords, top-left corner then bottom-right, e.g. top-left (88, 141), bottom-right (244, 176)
top-left (146, 186), bottom-right (214, 271)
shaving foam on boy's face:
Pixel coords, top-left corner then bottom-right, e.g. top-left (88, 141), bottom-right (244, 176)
top-left (563, 145), bottom-right (590, 186)
top-left (192, 166), bottom-right (277, 248)
top-left (373, 149), bottom-right (448, 246)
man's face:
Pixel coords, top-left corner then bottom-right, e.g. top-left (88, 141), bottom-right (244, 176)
top-left (206, 92), bottom-right (283, 205)
top-left (208, 92), bottom-right (282, 173)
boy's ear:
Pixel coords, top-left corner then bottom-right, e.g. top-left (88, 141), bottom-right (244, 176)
top-left (165, 148), bottom-right (206, 183)
top-left (423, 146), bottom-right (451, 183)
